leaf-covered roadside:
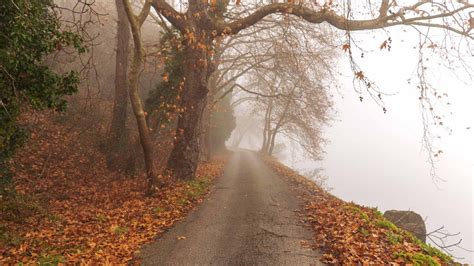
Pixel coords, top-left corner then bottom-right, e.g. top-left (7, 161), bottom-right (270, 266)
top-left (0, 112), bottom-right (226, 264)
top-left (262, 156), bottom-right (453, 265)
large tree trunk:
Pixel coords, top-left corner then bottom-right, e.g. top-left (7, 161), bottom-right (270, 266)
top-left (166, 37), bottom-right (213, 180)
top-left (107, 0), bottom-right (133, 172)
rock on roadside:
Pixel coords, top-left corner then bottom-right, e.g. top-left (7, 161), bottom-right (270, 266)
top-left (384, 210), bottom-right (426, 242)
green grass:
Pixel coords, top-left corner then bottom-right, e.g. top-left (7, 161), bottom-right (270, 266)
top-left (95, 213), bottom-right (107, 222)
top-left (394, 251), bottom-right (440, 266)
top-left (375, 219), bottom-right (398, 231)
top-left (343, 204), bottom-right (452, 264)
top-left (0, 189), bottom-right (44, 223)
top-left (373, 208), bottom-right (383, 218)
top-left (185, 178), bottom-right (211, 201)
top-left (344, 204), bottom-right (369, 222)
top-left (37, 253), bottom-right (65, 266)
top-left (358, 227), bottom-right (369, 237)
top-left (47, 214), bottom-right (64, 225)
top-left (0, 224), bottom-right (22, 247)
top-left (153, 206), bottom-right (165, 215)
top-left (386, 231), bottom-right (403, 245)
top-left (113, 226), bottom-right (129, 235)
top-left (407, 234), bottom-right (453, 263)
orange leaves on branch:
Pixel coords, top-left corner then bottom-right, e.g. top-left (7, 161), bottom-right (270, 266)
top-left (426, 43), bottom-right (438, 49)
top-left (355, 71), bottom-right (365, 80)
top-left (342, 43), bottom-right (351, 53)
top-left (379, 37), bottom-right (392, 51)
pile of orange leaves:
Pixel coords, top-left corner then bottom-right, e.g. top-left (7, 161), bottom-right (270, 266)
top-left (262, 156), bottom-right (452, 265)
top-left (0, 113), bottom-right (226, 264)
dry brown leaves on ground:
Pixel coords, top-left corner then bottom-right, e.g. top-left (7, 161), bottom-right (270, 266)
top-left (0, 113), bottom-right (226, 264)
top-left (262, 156), bottom-right (453, 265)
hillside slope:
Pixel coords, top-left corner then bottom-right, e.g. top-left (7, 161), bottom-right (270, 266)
top-left (0, 112), bottom-right (226, 264)
top-left (262, 156), bottom-right (453, 265)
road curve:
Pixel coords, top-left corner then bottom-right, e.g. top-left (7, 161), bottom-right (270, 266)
top-left (138, 151), bottom-right (323, 265)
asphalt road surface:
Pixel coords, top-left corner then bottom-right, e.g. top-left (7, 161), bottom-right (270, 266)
top-left (138, 151), bottom-right (322, 265)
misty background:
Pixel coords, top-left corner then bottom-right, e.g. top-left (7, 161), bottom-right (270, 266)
top-left (231, 28), bottom-right (473, 262)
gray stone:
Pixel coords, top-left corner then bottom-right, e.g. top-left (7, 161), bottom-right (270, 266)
top-left (383, 210), bottom-right (426, 242)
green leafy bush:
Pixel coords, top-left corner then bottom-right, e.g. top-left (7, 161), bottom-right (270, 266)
top-left (0, 0), bottom-right (84, 174)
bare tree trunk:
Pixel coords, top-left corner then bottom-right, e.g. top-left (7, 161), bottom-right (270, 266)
top-left (107, 0), bottom-right (132, 172)
top-left (122, 0), bottom-right (160, 194)
top-left (261, 99), bottom-right (273, 153)
top-left (268, 128), bottom-right (278, 155)
top-left (261, 112), bottom-right (268, 152)
top-left (267, 99), bottom-right (290, 156)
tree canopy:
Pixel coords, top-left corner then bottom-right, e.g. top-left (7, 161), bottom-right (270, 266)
top-left (122, 0), bottom-right (473, 182)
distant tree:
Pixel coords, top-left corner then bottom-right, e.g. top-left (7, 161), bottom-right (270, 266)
top-left (106, 0), bottom-right (133, 172)
top-left (0, 0), bottom-right (84, 181)
top-left (201, 17), bottom-right (327, 160)
top-left (304, 168), bottom-right (332, 192)
top-left (216, 17), bottom-right (335, 160)
top-left (254, 45), bottom-right (333, 160)
top-left (209, 94), bottom-right (236, 154)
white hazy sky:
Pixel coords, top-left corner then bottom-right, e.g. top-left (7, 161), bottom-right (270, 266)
top-left (286, 28), bottom-right (474, 262)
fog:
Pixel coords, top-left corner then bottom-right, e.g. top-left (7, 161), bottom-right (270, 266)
top-left (316, 71), bottom-right (474, 263)
top-left (231, 29), bottom-right (473, 262)
top-left (320, 29), bottom-right (473, 263)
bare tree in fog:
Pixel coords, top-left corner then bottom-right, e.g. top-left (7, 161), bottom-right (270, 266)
top-left (122, 1), bottom-right (165, 192)
top-left (215, 17), bottom-right (336, 160)
top-left (107, 0), bottom-right (133, 171)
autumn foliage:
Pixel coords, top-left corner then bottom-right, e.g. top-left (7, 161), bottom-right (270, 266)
top-left (262, 156), bottom-right (453, 265)
top-left (0, 112), bottom-right (226, 264)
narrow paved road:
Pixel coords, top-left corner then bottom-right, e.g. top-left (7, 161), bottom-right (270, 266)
top-left (138, 151), bottom-right (322, 265)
